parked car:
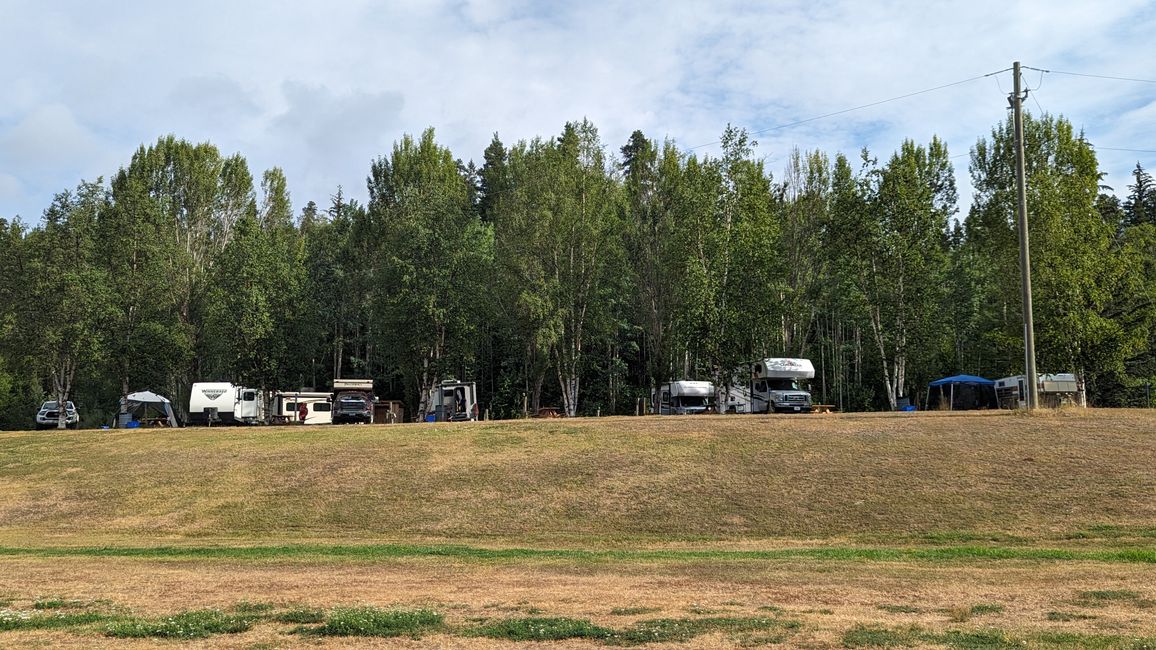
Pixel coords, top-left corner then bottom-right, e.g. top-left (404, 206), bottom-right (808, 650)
top-left (35, 400), bottom-right (79, 429)
top-left (332, 395), bottom-right (373, 424)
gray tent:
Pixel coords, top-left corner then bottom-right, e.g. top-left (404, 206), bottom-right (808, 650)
top-left (116, 391), bottom-right (181, 428)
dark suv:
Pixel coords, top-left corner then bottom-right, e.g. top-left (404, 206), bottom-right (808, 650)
top-left (332, 395), bottom-right (372, 424)
top-left (35, 400), bottom-right (80, 429)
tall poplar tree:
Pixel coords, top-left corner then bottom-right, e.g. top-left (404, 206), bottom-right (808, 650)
top-left (368, 128), bottom-right (492, 417)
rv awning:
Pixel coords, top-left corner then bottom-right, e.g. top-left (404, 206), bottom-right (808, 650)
top-left (929, 374), bottom-right (994, 386)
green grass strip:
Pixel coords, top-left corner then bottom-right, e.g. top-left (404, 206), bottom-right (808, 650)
top-left (845, 624), bottom-right (1156, 649)
top-left (0, 543), bottom-right (1152, 564)
top-left (0, 611), bottom-right (113, 631)
top-left (104, 609), bottom-right (254, 639)
top-left (465, 616), bottom-right (612, 642)
top-left (305, 607), bottom-right (443, 637)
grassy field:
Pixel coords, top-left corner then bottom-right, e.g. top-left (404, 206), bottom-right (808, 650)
top-left (0, 409), bottom-right (1153, 647)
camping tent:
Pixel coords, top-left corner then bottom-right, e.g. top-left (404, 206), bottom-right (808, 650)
top-left (926, 375), bottom-right (998, 411)
top-left (116, 391), bottom-right (181, 428)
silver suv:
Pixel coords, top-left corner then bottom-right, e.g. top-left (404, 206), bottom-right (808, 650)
top-left (35, 400), bottom-right (79, 429)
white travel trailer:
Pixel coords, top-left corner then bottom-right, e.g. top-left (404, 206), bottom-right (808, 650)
top-left (425, 379), bottom-right (478, 422)
top-left (188, 382), bottom-right (268, 425)
top-left (995, 373), bottom-right (1086, 409)
top-left (653, 380), bottom-right (716, 415)
top-left (274, 391), bottom-right (333, 425)
top-left (724, 358), bottom-right (815, 414)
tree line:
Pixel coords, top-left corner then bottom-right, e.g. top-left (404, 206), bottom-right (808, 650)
top-left (2, 113), bottom-right (1156, 428)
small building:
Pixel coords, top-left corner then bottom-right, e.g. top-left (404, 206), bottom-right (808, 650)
top-left (374, 400), bottom-right (405, 424)
top-left (926, 375), bottom-right (998, 411)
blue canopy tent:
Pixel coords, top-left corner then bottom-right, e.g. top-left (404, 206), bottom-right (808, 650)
top-left (926, 375), bottom-right (998, 411)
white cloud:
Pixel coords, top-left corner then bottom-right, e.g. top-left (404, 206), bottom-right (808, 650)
top-left (0, 104), bottom-right (103, 172)
top-left (256, 82), bottom-right (406, 206)
top-left (0, 0), bottom-right (1153, 219)
top-left (0, 173), bottom-right (24, 206)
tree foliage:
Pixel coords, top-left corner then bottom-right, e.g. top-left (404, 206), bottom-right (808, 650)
top-left (1, 116), bottom-right (1153, 429)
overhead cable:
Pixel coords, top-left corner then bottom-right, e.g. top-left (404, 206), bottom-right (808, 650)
top-left (1095, 146), bottom-right (1156, 154)
top-left (688, 68), bottom-right (1012, 150)
top-left (1024, 67), bottom-right (1156, 85)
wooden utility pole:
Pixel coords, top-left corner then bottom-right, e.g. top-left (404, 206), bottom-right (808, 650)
top-left (1011, 61), bottom-right (1040, 409)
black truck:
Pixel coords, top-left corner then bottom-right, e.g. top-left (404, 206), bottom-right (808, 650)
top-left (331, 379), bottom-right (374, 424)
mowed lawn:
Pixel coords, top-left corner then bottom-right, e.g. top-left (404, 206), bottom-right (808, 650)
top-left (0, 410), bottom-right (1154, 647)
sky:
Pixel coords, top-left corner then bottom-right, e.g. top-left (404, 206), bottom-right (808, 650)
top-left (2, 0), bottom-right (1154, 223)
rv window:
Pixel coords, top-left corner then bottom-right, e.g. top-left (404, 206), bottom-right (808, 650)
top-left (243, 391), bottom-right (256, 401)
top-left (661, 391), bottom-right (671, 404)
top-left (285, 402), bottom-right (297, 412)
top-left (755, 380), bottom-right (766, 392)
top-left (314, 402), bottom-right (331, 412)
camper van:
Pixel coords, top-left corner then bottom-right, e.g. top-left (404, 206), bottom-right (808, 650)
top-left (188, 382), bottom-right (268, 425)
top-left (724, 358), bottom-right (814, 413)
top-left (995, 373), bottom-right (1085, 409)
top-left (274, 391), bottom-right (333, 425)
top-left (653, 381), bottom-right (715, 415)
top-left (425, 379), bottom-right (478, 422)
top-left (332, 379), bottom-right (375, 424)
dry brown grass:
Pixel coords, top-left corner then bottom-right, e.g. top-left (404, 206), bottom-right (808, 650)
top-left (1, 409), bottom-right (1154, 546)
top-left (1, 554), bottom-right (1154, 647)
top-left (0, 410), bottom-right (1154, 646)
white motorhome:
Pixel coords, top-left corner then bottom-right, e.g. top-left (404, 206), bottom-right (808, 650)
top-left (188, 382), bottom-right (268, 425)
top-left (995, 373), bottom-right (1085, 409)
top-left (724, 358), bottom-right (814, 413)
top-left (274, 391), bottom-right (333, 425)
top-left (653, 380), bottom-right (715, 415)
top-left (722, 383), bottom-right (753, 414)
top-left (425, 379), bottom-right (478, 422)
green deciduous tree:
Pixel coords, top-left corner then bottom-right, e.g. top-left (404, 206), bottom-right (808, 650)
top-left (25, 182), bottom-right (113, 427)
top-left (830, 139), bottom-right (955, 410)
top-left (368, 128), bottom-right (493, 417)
top-left (966, 113), bottom-right (1148, 402)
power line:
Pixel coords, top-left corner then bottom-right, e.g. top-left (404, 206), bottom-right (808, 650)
top-left (688, 68), bottom-right (1012, 150)
top-left (1095, 146), bottom-right (1156, 154)
top-left (1030, 89), bottom-right (1046, 115)
top-left (1029, 69), bottom-right (1045, 92)
top-left (1023, 67), bottom-right (1156, 85)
